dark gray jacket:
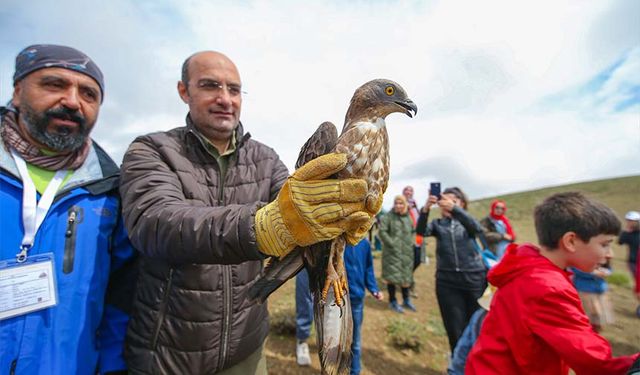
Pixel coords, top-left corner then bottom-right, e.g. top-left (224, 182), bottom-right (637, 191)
top-left (479, 216), bottom-right (511, 254)
top-left (416, 206), bottom-right (486, 273)
top-left (119, 119), bottom-right (288, 374)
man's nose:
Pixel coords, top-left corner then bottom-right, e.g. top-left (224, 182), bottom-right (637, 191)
top-left (60, 87), bottom-right (81, 110)
top-left (215, 89), bottom-right (232, 107)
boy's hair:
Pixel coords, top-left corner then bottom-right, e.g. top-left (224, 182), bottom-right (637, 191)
top-left (534, 192), bottom-right (621, 248)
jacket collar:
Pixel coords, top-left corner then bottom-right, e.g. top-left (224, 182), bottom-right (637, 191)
top-left (185, 114), bottom-right (251, 151)
top-left (0, 136), bottom-right (120, 196)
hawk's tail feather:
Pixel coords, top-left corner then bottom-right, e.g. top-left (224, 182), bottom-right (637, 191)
top-left (308, 242), bottom-right (353, 375)
top-left (247, 248), bottom-right (304, 303)
top-left (314, 289), bottom-right (353, 375)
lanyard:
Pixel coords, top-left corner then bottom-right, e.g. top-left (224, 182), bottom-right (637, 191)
top-left (10, 149), bottom-right (67, 263)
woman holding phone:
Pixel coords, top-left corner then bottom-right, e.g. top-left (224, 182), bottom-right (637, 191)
top-left (416, 186), bottom-right (487, 354)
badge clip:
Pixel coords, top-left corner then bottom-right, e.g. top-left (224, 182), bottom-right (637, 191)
top-left (16, 245), bottom-right (30, 263)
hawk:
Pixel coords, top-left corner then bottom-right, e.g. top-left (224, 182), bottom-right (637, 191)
top-left (249, 79), bottom-right (417, 375)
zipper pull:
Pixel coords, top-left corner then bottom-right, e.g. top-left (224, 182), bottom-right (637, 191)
top-left (66, 211), bottom-right (77, 237)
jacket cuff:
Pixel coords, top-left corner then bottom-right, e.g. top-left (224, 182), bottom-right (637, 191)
top-left (245, 202), bottom-right (267, 260)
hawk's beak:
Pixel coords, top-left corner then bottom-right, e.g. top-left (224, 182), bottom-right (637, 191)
top-left (395, 99), bottom-right (418, 118)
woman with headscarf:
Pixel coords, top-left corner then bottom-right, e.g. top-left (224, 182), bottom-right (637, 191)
top-left (416, 187), bottom-right (487, 354)
top-left (480, 200), bottom-right (516, 259)
top-left (379, 195), bottom-right (416, 313)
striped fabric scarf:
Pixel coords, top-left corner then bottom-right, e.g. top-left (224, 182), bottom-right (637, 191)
top-left (1, 107), bottom-right (91, 171)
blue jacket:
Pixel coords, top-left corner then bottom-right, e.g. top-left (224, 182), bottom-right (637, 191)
top-left (344, 239), bottom-right (379, 302)
top-left (448, 308), bottom-right (488, 375)
top-left (0, 140), bottom-right (136, 374)
top-left (571, 267), bottom-right (609, 294)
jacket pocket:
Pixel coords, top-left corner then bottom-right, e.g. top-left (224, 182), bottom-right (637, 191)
top-left (150, 269), bottom-right (174, 350)
top-left (63, 206), bottom-right (83, 274)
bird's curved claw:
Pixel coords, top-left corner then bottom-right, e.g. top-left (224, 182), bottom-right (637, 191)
top-left (321, 278), bottom-right (344, 305)
top-left (321, 274), bottom-right (349, 307)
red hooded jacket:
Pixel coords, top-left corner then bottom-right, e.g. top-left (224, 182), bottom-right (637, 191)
top-left (466, 243), bottom-right (639, 374)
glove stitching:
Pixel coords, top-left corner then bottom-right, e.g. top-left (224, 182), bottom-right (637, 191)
top-left (279, 181), bottom-right (316, 245)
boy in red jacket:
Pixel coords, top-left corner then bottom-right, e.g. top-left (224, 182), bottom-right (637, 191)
top-left (466, 192), bottom-right (639, 374)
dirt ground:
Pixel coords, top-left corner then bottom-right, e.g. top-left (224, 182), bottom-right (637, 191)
top-left (265, 238), bottom-right (640, 374)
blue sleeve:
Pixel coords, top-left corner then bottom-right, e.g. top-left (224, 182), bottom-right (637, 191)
top-left (98, 305), bottom-right (129, 373)
top-left (448, 309), bottom-right (485, 374)
top-left (98, 217), bottom-right (137, 374)
top-left (363, 240), bottom-right (379, 294)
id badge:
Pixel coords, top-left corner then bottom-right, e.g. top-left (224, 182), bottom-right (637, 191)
top-left (0, 253), bottom-right (58, 320)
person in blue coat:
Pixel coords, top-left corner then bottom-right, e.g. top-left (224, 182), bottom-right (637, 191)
top-left (294, 269), bottom-right (314, 366)
top-left (0, 44), bottom-right (136, 374)
top-left (344, 238), bottom-right (383, 375)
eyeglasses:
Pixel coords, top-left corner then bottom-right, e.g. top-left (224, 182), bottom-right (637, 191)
top-left (494, 206), bottom-right (505, 210)
top-left (195, 79), bottom-right (246, 97)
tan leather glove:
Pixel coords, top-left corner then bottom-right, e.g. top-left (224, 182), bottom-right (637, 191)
top-left (344, 216), bottom-right (376, 246)
top-left (255, 153), bottom-right (370, 257)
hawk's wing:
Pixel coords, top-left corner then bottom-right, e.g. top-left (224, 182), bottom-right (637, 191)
top-left (295, 121), bottom-right (339, 168)
top-left (247, 122), bottom-right (339, 303)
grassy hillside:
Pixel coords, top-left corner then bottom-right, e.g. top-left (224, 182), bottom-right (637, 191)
top-left (265, 175), bottom-right (640, 374)
top-left (467, 175), bottom-right (640, 245)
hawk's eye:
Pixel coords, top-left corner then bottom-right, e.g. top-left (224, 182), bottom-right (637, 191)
top-left (385, 86), bottom-right (395, 96)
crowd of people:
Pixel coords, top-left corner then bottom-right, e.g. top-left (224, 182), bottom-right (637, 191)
top-left (1, 44), bottom-right (639, 375)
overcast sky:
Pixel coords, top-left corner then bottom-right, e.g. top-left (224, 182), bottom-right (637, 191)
top-left (1, 0), bottom-right (638, 209)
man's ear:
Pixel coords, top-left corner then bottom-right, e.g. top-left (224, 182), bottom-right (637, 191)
top-left (177, 81), bottom-right (189, 104)
top-left (12, 82), bottom-right (22, 107)
top-left (559, 231), bottom-right (578, 254)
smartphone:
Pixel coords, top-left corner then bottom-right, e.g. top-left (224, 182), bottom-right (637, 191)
top-left (430, 182), bottom-right (441, 199)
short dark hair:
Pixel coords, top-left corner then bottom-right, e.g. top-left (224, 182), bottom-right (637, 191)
top-left (534, 192), bottom-right (620, 249)
top-left (443, 186), bottom-right (469, 210)
top-left (181, 54), bottom-right (193, 85)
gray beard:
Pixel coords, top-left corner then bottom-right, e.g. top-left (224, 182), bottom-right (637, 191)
top-left (19, 104), bottom-right (89, 152)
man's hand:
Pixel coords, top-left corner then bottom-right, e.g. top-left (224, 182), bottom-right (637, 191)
top-left (372, 291), bottom-right (384, 301)
top-left (438, 195), bottom-right (456, 213)
top-left (422, 195), bottom-right (438, 213)
top-left (255, 153), bottom-right (371, 257)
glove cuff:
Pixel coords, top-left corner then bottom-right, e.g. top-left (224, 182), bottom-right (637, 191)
top-left (255, 200), bottom-right (296, 257)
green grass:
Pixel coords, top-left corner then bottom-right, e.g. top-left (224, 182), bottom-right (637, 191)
top-left (607, 272), bottom-right (631, 287)
top-left (270, 307), bottom-right (297, 336)
top-left (425, 317), bottom-right (447, 337)
top-left (386, 317), bottom-right (427, 352)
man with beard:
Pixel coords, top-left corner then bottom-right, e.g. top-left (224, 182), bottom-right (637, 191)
top-left (0, 44), bottom-right (135, 374)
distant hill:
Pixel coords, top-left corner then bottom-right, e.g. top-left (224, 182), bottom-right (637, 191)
top-left (465, 175), bottom-right (640, 244)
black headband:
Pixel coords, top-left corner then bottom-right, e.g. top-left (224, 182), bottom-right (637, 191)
top-left (13, 44), bottom-right (104, 101)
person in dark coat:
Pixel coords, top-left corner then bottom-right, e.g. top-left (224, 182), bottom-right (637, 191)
top-left (416, 186), bottom-right (487, 353)
top-left (119, 51), bottom-right (371, 374)
top-left (619, 210), bottom-right (640, 277)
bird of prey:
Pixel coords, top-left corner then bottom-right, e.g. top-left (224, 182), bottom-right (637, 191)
top-left (249, 79), bottom-right (417, 375)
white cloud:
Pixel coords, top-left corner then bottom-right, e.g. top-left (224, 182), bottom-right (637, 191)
top-left (1, 0), bottom-right (638, 210)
